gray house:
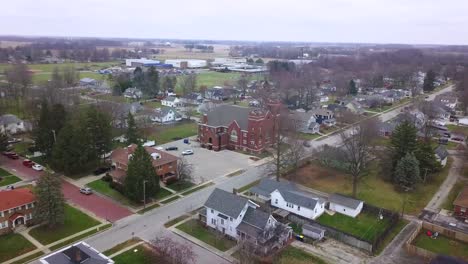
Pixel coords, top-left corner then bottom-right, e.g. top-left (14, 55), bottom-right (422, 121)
top-left (290, 112), bottom-right (320, 134)
top-left (0, 114), bottom-right (30, 134)
top-left (302, 224), bottom-right (326, 240)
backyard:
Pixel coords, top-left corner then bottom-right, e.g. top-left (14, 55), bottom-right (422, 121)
top-left (175, 219), bottom-right (236, 251)
top-left (289, 158), bottom-right (453, 215)
top-left (145, 121), bottom-right (198, 144)
top-left (0, 233), bottom-right (36, 263)
top-left (317, 211), bottom-right (391, 241)
top-left (442, 180), bottom-right (466, 210)
top-left (28, 204), bottom-right (101, 245)
top-left (413, 232), bottom-right (468, 260)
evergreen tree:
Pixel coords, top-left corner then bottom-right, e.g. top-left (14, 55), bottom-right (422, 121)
top-left (84, 107), bottom-right (112, 162)
top-left (133, 67), bottom-right (145, 90)
top-left (390, 121), bottom-right (418, 178)
top-left (125, 112), bottom-right (140, 144)
top-left (34, 170), bottom-right (65, 228)
top-left (394, 152), bottom-right (421, 190)
top-left (349, 79), bottom-right (358, 95)
top-left (415, 141), bottom-right (441, 177)
top-left (423, 69), bottom-right (436, 92)
top-left (144, 66), bottom-right (159, 96)
top-left (0, 132), bottom-right (8, 151)
top-left (34, 101), bottom-right (55, 158)
top-left (50, 104), bottom-right (67, 135)
top-left (124, 144), bottom-right (159, 202)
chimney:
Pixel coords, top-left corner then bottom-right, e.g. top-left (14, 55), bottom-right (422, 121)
top-left (74, 248), bottom-right (82, 264)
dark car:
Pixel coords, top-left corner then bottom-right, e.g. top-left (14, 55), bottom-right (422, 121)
top-left (165, 146), bottom-right (178, 151)
top-left (5, 152), bottom-right (19, 159)
top-left (93, 167), bottom-right (111, 175)
top-left (172, 137), bottom-right (182, 141)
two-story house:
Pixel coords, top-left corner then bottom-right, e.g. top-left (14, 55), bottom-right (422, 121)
top-left (123, 88), bottom-right (143, 99)
top-left (200, 188), bottom-right (292, 255)
top-left (150, 107), bottom-right (182, 123)
top-left (0, 114), bottom-right (30, 135)
top-left (0, 188), bottom-right (36, 235)
top-left (198, 102), bottom-right (281, 154)
top-left (250, 179), bottom-right (326, 220)
top-left (313, 109), bottom-right (336, 127)
top-left (109, 144), bottom-right (178, 184)
top-left (161, 96), bottom-right (183, 107)
top-left (290, 112), bottom-right (320, 134)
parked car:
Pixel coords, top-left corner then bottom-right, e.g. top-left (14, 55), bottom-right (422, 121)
top-left (23, 159), bottom-right (34, 168)
top-left (7, 152), bottom-right (19, 159)
top-left (80, 187), bottom-right (93, 195)
top-left (2, 151), bottom-right (13, 156)
top-left (165, 146), bottom-right (178, 151)
top-left (93, 167), bottom-right (111, 175)
top-left (155, 146), bottom-right (164, 151)
top-left (181, 149), bottom-right (194, 155)
top-left (7, 138), bottom-right (22, 144)
top-left (32, 164), bottom-right (43, 171)
top-left (183, 138), bottom-right (190, 144)
top-left (303, 141), bottom-right (312, 147)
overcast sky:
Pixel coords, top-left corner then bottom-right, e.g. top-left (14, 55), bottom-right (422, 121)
top-left (1, 0), bottom-right (467, 45)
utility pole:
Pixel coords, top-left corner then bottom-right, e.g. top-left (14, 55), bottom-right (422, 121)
top-left (51, 130), bottom-right (57, 143)
top-left (423, 168), bottom-right (429, 183)
top-left (143, 180), bottom-right (148, 211)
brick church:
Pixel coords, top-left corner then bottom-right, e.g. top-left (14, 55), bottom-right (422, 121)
top-left (198, 101), bottom-right (281, 154)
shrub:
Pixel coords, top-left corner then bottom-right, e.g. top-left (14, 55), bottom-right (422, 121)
top-left (102, 174), bottom-right (113, 182)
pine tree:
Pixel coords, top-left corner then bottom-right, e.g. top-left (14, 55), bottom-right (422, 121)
top-left (390, 121), bottom-right (418, 178)
top-left (34, 170), bottom-right (65, 228)
top-left (34, 101), bottom-right (55, 158)
top-left (394, 152), bottom-right (421, 190)
top-left (124, 144), bottom-right (160, 202)
top-left (423, 69), bottom-right (436, 92)
top-left (145, 66), bottom-right (159, 97)
top-left (0, 132), bottom-right (8, 151)
top-left (125, 112), bottom-right (140, 144)
top-left (349, 79), bottom-right (358, 95)
top-left (85, 106), bottom-right (112, 162)
top-left (415, 141), bottom-right (441, 177)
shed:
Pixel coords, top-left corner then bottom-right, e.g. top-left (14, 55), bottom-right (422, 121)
top-left (302, 224), bottom-right (325, 240)
top-left (329, 193), bottom-right (364, 218)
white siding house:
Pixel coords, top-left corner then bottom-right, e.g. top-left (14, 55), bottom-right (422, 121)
top-left (0, 114), bottom-right (29, 134)
top-left (150, 107), bottom-right (182, 123)
top-left (271, 189), bottom-right (325, 220)
top-left (434, 145), bottom-right (449, 167)
top-left (328, 193), bottom-right (364, 218)
top-left (161, 97), bottom-right (182, 107)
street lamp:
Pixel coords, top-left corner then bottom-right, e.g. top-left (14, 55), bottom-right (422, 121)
top-left (143, 180), bottom-right (148, 211)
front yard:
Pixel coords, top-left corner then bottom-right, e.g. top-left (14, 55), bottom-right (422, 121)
top-left (112, 244), bottom-right (154, 264)
top-left (276, 246), bottom-right (328, 264)
top-left (0, 168), bottom-right (22, 186)
top-left (175, 219), bottom-right (236, 251)
top-left (413, 232), bottom-right (468, 259)
top-left (29, 204), bottom-right (101, 245)
top-left (0, 233), bottom-right (36, 263)
top-left (289, 158), bottom-right (453, 215)
top-left (317, 211), bottom-right (391, 241)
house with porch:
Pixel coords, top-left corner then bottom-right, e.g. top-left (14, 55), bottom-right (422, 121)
top-left (109, 144), bottom-right (178, 184)
top-left (200, 188), bottom-right (292, 255)
top-left (198, 102), bottom-right (281, 154)
top-left (290, 111), bottom-right (320, 134)
top-left (0, 188), bottom-right (36, 235)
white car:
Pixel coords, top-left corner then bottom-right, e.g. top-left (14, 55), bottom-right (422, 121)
top-left (32, 164), bottom-right (44, 171)
top-left (155, 146), bottom-right (164, 151)
top-left (181, 149), bottom-right (194, 156)
top-left (80, 188), bottom-right (93, 195)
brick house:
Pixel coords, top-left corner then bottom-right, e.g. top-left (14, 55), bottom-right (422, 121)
top-left (453, 185), bottom-right (468, 219)
top-left (109, 144), bottom-right (178, 184)
top-left (0, 188), bottom-right (36, 235)
top-left (198, 102), bottom-right (280, 154)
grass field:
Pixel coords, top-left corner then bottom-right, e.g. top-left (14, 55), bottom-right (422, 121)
top-left (164, 214), bottom-right (190, 228)
top-left (290, 158), bottom-right (453, 215)
top-left (447, 124), bottom-right (468, 136)
top-left (160, 195), bottom-right (180, 204)
top-left (29, 204), bottom-right (100, 245)
top-left (180, 182), bottom-right (214, 196)
top-left (276, 246), bottom-right (328, 264)
top-left (176, 219), bottom-right (236, 251)
top-left (413, 232), bottom-right (468, 259)
top-left (49, 224), bottom-right (112, 251)
top-left (10, 251), bottom-right (44, 264)
top-left (166, 181), bottom-right (195, 192)
top-left (174, 71), bottom-right (265, 93)
top-left (147, 122), bottom-right (198, 144)
top-left (112, 244), bottom-right (154, 264)
top-left (375, 219), bottom-right (409, 254)
top-left (103, 238), bottom-right (142, 256)
top-left (0, 167), bottom-right (22, 186)
top-left (0, 233), bottom-right (36, 263)
top-left (317, 211), bottom-right (391, 241)
top-left (94, 94), bottom-right (131, 103)
top-left (142, 101), bottom-right (162, 109)
top-left (442, 180), bottom-right (465, 210)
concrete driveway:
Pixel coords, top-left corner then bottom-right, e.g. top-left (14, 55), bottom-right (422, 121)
top-left (157, 138), bottom-right (254, 183)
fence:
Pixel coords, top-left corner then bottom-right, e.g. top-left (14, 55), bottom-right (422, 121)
top-left (422, 221), bottom-right (468, 243)
top-left (405, 221), bottom-right (435, 261)
top-left (287, 204), bottom-right (400, 254)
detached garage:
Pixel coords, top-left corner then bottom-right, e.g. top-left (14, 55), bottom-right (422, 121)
top-left (328, 193), bottom-right (364, 218)
top-left (302, 224), bottom-right (325, 240)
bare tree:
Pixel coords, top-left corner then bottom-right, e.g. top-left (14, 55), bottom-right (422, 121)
top-left (184, 106), bottom-right (197, 121)
top-left (151, 236), bottom-right (195, 264)
top-left (340, 118), bottom-right (379, 197)
top-left (286, 135), bottom-right (306, 181)
top-left (179, 74), bottom-right (197, 96)
top-left (237, 240), bottom-right (257, 264)
top-left (176, 157), bottom-right (194, 184)
top-left (270, 107), bottom-right (295, 181)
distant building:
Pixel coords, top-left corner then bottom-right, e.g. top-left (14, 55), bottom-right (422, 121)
top-left (79, 77), bottom-right (98, 87)
top-left (0, 114), bottom-right (30, 135)
top-left (181, 93), bottom-right (203, 105)
top-left (40, 241), bottom-right (113, 264)
top-left (161, 96), bottom-right (182, 107)
top-left (150, 107), bottom-right (182, 123)
top-left (0, 189), bottom-right (36, 235)
top-left (125, 58), bottom-right (160, 67)
top-left (123, 88), bottom-right (143, 99)
top-left (165, 59), bottom-right (207, 69)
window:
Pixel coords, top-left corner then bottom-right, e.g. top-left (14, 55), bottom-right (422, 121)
top-left (237, 230), bottom-right (241, 236)
top-left (211, 219), bottom-right (216, 225)
top-left (275, 199), bottom-right (278, 204)
top-left (343, 208), bottom-right (346, 212)
top-left (298, 206), bottom-right (301, 211)
top-left (230, 217), bottom-right (233, 221)
top-left (0, 211), bottom-right (3, 217)
top-left (0, 221), bottom-right (7, 229)
top-left (211, 209), bottom-right (214, 213)
top-left (315, 209), bottom-right (317, 213)
top-left (230, 130), bottom-right (238, 142)
top-left (221, 219), bottom-right (224, 225)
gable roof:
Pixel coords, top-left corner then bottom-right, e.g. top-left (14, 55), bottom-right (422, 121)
top-left (163, 96), bottom-right (178, 102)
top-left (155, 107), bottom-right (180, 117)
top-left (242, 207), bottom-right (271, 229)
top-left (205, 105), bottom-right (254, 130)
top-left (110, 144), bottom-right (178, 168)
top-left (41, 241), bottom-right (113, 264)
top-left (204, 188), bottom-right (249, 218)
top-left (249, 178), bottom-right (295, 197)
top-left (329, 193), bottom-right (363, 210)
top-left (0, 188), bottom-right (35, 211)
top-left (435, 145), bottom-right (449, 160)
top-left (278, 189), bottom-right (320, 209)
top-left (453, 185), bottom-right (468, 208)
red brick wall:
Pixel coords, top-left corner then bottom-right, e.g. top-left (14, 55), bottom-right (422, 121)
top-left (155, 160), bottom-right (177, 178)
top-left (0, 204), bottom-right (35, 234)
top-left (454, 205), bottom-right (468, 218)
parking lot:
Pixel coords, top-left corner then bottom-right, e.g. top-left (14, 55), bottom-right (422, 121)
top-left (157, 138), bottom-right (255, 183)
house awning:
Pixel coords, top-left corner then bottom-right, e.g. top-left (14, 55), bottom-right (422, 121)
top-left (9, 212), bottom-right (24, 222)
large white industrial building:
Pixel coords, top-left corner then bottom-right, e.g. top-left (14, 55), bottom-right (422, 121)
top-left (125, 58), bottom-right (160, 67)
top-left (165, 59), bottom-right (207, 68)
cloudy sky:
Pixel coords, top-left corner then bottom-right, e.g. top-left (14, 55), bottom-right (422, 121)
top-left (1, 0), bottom-right (467, 45)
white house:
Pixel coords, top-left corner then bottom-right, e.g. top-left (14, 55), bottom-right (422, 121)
top-left (123, 88), bottom-right (142, 99)
top-left (161, 96), bottom-right (182, 107)
top-left (320, 96), bottom-right (329, 103)
top-left (328, 193), bottom-right (364, 218)
top-left (165, 59), bottom-right (207, 68)
top-left (250, 179), bottom-right (326, 220)
top-left (0, 114), bottom-right (29, 134)
top-left (150, 107), bottom-right (182, 123)
top-left (201, 188), bottom-right (292, 254)
top-left (434, 145), bottom-right (449, 167)
top-left (290, 112), bottom-right (320, 134)
top-left (302, 224), bottom-right (325, 240)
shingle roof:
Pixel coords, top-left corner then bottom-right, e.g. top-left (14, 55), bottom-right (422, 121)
top-left (329, 193), bottom-right (363, 210)
top-left (0, 188), bottom-right (35, 211)
top-left (303, 224), bottom-right (325, 234)
top-left (249, 178), bottom-right (295, 197)
top-left (41, 242), bottom-right (113, 264)
top-left (206, 105), bottom-right (253, 130)
top-left (0, 114), bottom-right (22, 126)
top-left (279, 189), bottom-right (319, 209)
top-left (204, 188), bottom-right (248, 218)
top-left (164, 96), bottom-right (178, 102)
top-left (435, 145), bottom-right (449, 160)
top-left (453, 186), bottom-right (468, 208)
top-left (110, 144), bottom-right (178, 169)
top-left (242, 207), bottom-right (270, 229)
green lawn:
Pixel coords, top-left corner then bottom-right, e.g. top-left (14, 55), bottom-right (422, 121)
top-left (0, 175), bottom-right (22, 186)
top-left (112, 245), bottom-right (154, 264)
top-left (166, 181), bottom-right (195, 192)
top-left (375, 219), bottom-right (409, 254)
top-left (137, 203), bottom-right (160, 214)
top-left (29, 204), bottom-right (100, 245)
top-left (153, 188), bottom-right (173, 200)
top-left (317, 211), bottom-right (391, 242)
top-left (13, 142), bottom-right (32, 156)
top-left (238, 179), bottom-right (261, 193)
top-left (181, 182), bottom-right (214, 196)
top-left (442, 181), bottom-right (465, 210)
top-left (94, 94), bottom-right (130, 103)
top-left (142, 101), bottom-right (162, 109)
top-left (49, 224), bottom-right (112, 251)
top-left (289, 223), bottom-right (303, 234)
top-left (160, 195), bottom-right (180, 204)
top-left (149, 122), bottom-right (198, 144)
top-left (277, 246), bottom-right (328, 264)
top-left (447, 124), bottom-right (468, 137)
top-left (292, 158), bottom-right (453, 215)
top-left (0, 233), bottom-right (37, 263)
top-left (0, 62), bottom-right (119, 73)
top-left (103, 238), bottom-right (142, 256)
top-left (10, 251), bottom-right (44, 264)
top-left (176, 219), bottom-right (236, 251)
top-left (413, 232), bottom-right (468, 259)
top-left (0, 167), bottom-right (11, 176)
top-left (164, 214), bottom-right (190, 228)
top-left (87, 179), bottom-right (138, 207)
